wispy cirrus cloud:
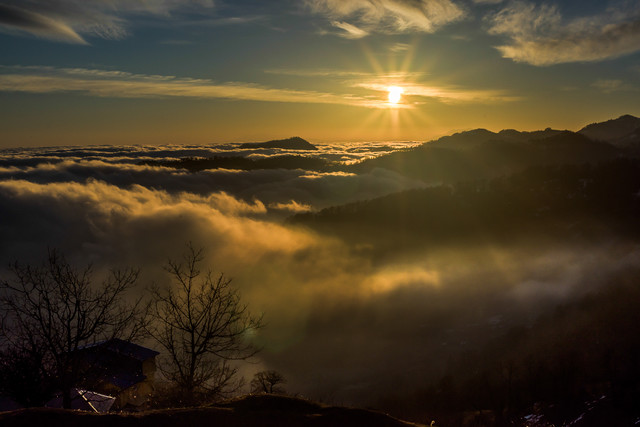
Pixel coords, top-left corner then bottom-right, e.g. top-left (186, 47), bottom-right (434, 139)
top-left (591, 79), bottom-right (637, 94)
top-left (305, 0), bottom-right (465, 38)
top-left (389, 42), bottom-right (410, 52)
top-left (487, 1), bottom-right (640, 66)
top-left (0, 0), bottom-right (216, 43)
top-left (330, 20), bottom-right (369, 38)
top-left (0, 65), bottom-right (391, 108)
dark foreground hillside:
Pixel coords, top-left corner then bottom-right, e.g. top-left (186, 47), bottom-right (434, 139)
top-left (0, 394), bottom-right (424, 427)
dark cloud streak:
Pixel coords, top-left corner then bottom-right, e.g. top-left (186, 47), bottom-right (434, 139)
top-left (0, 0), bottom-right (217, 43)
top-left (0, 3), bottom-right (87, 43)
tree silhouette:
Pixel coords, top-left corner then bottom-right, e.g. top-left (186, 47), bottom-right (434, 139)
top-left (0, 346), bottom-right (52, 407)
top-left (250, 370), bottom-right (286, 394)
top-left (0, 250), bottom-right (146, 408)
top-left (147, 244), bottom-right (263, 405)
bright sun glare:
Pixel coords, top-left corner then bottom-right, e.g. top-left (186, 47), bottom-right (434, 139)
top-left (388, 86), bottom-right (404, 104)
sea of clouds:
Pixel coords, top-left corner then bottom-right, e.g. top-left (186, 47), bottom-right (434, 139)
top-left (1, 141), bottom-right (638, 406)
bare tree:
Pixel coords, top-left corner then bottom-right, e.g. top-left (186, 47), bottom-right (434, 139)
top-left (147, 244), bottom-right (263, 405)
top-left (250, 370), bottom-right (286, 394)
top-left (0, 249), bottom-right (146, 408)
top-left (0, 345), bottom-right (52, 407)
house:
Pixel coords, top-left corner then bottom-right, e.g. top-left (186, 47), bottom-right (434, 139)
top-left (46, 388), bottom-right (116, 413)
top-left (75, 339), bottom-right (160, 410)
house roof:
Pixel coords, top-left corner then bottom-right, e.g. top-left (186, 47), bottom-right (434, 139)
top-left (102, 339), bottom-right (160, 361)
top-left (80, 338), bottom-right (159, 361)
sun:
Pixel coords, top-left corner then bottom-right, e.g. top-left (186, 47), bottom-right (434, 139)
top-left (387, 86), bottom-right (404, 104)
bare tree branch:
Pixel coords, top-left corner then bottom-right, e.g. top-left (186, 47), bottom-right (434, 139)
top-left (250, 370), bottom-right (286, 395)
top-left (147, 243), bottom-right (263, 406)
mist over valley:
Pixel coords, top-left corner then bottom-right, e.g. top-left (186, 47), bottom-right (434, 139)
top-left (2, 116), bottom-right (640, 425)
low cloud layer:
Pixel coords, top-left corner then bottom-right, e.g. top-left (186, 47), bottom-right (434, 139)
top-left (1, 144), bottom-right (638, 408)
top-left (0, 174), bottom-right (638, 407)
top-left (0, 177), bottom-right (403, 357)
top-left (487, 1), bottom-right (640, 65)
top-left (0, 140), bottom-right (420, 165)
top-left (0, 158), bottom-right (426, 211)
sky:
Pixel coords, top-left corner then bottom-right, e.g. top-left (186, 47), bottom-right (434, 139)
top-left (1, 0), bottom-right (640, 411)
top-left (0, 0), bottom-right (639, 147)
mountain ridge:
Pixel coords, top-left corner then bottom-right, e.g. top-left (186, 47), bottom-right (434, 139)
top-left (239, 137), bottom-right (318, 151)
top-left (349, 115), bottom-right (638, 183)
top-left (578, 114), bottom-right (640, 144)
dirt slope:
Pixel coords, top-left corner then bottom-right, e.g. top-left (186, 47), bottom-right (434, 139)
top-left (0, 394), bottom-right (425, 427)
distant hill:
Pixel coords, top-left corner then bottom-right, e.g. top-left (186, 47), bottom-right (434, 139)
top-left (579, 114), bottom-right (640, 145)
top-left (0, 394), bottom-right (423, 427)
top-left (428, 127), bottom-right (563, 150)
top-left (239, 137), bottom-right (318, 150)
top-left (294, 158), bottom-right (640, 248)
top-left (140, 116), bottom-right (639, 177)
top-left (350, 129), bottom-right (621, 183)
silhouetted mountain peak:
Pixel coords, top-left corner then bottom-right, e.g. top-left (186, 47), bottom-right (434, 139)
top-left (239, 137), bottom-right (317, 150)
top-left (613, 114), bottom-right (638, 122)
top-left (579, 114), bottom-right (640, 144)
top-left (430, 128), bottom-right (498, 149)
